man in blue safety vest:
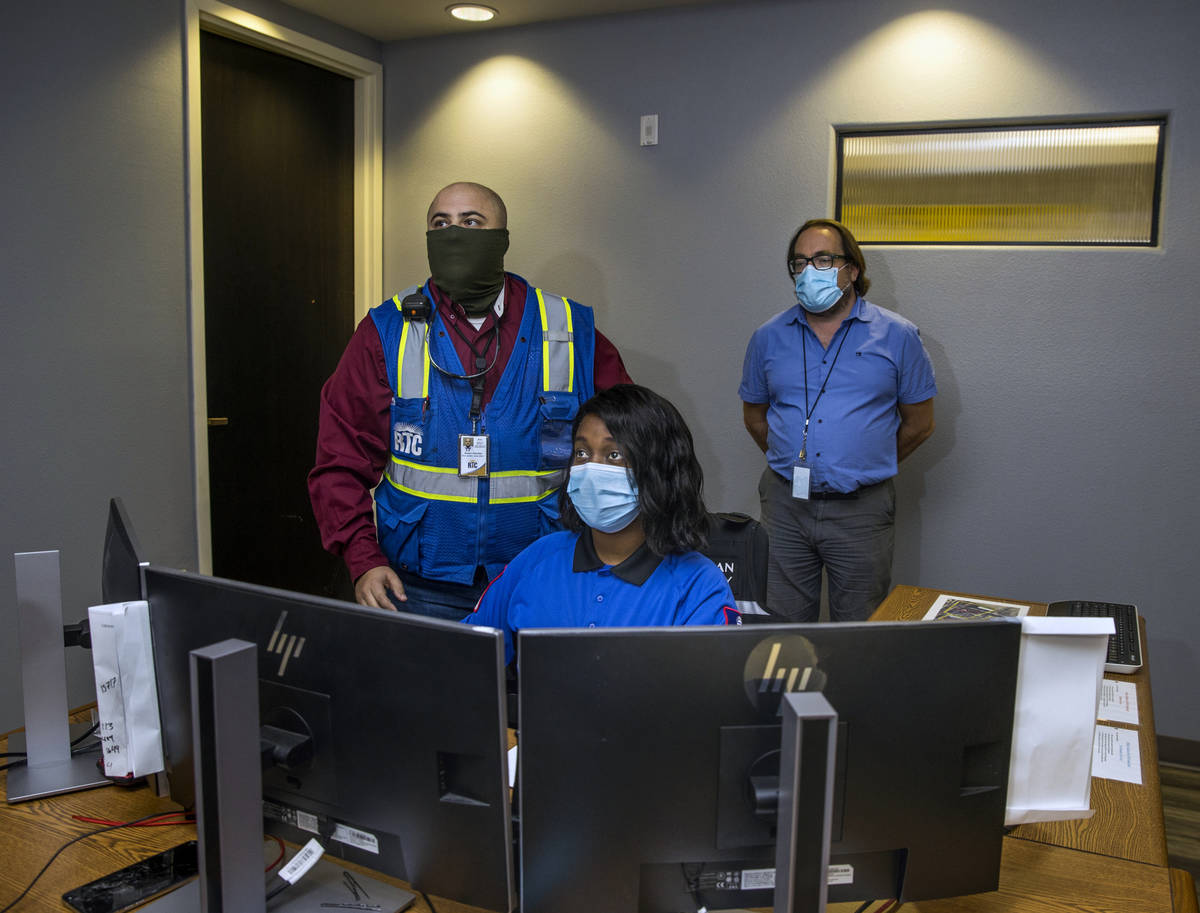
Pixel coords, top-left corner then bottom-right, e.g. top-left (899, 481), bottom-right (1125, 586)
top-left (309, 182), bottom-right (631, 619)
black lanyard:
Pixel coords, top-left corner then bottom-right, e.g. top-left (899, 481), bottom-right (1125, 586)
top-left (798, 320), bottom-right (851, 462)
top-left (444, 315), bottom-right (500, 423)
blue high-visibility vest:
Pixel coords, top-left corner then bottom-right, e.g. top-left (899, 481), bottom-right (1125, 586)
top-left (370, 276), bottom-right (597, 583)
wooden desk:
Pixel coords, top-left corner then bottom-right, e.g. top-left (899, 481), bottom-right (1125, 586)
top-left (0, 736), bottom-right (476, 913)
top-left (871, 584), bottom-right (1183, 912)
top-left (2, 597), bottom-right (1190, 913)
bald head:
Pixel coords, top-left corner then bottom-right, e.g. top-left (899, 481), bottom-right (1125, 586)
top-left (426, 182), bottom-right (508, 230)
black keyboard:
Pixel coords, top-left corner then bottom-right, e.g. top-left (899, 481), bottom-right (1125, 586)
top-left (1045, 600), bottom-right (1142, 674)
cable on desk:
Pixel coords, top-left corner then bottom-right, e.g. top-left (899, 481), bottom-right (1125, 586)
top-left (0, 810), bottom-right (189, 913)
top-left (0, 723), bottom-right (103, 773)
top-left (70, 811), bottom-right (194, 828)
top-left (265, 834), bottom-right (287, 873)
top-left (419, 889), bottom-right (440, 912)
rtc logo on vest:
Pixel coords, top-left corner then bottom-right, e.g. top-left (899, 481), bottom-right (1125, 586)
top-left (394, 422), bottom-right (423, 457)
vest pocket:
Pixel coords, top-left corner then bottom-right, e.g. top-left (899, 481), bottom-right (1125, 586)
top-left (378, 498), bottom-right (428, 572)
top-left (390, 396), bottom-right (429, 463)
top-left (538, 393), bottom-right (580, 470)
top-left (536, 493), bottom-right (564, 537)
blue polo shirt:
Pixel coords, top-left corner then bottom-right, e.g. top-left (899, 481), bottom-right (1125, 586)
top-left (739, 297), bottom-right (936, 493)
top-left (465, 530), bottom-right (739, 663)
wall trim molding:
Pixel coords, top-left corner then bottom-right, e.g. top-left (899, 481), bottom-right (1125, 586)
top-left (1159, 735), bottom-right (1200, 769)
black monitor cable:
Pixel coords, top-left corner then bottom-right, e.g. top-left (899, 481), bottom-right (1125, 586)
top-left (0, 810), bottom-right (187, 913)
top-left (0, 721), bottom-right (102, 773)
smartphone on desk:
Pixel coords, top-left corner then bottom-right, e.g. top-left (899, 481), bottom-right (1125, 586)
top-left (62, 840), bottom-right (198, 913)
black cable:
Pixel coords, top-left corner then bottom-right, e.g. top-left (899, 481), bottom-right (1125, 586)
top-left (71, 721), bottom-right (102, 746)
top-left (265, 876), bottom-right (290, 901)
top-left (0, 727), bottom-right (104, 773)
top-left (0, 811), bottom-right (177, 913)
top-left (420, 889), bottom-right (440, 913)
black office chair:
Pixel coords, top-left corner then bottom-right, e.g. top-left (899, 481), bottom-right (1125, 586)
top-left (701, 511), bottom-right (786, 622)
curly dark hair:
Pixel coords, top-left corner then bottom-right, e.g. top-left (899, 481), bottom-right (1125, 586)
top-left (558, 384), bottom-right (709, 556)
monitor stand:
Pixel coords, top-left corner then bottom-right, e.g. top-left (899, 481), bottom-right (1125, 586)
top-left (774, 691), bottom-right (839, 913)
top-left (141, 639), bottom-right (415, 913)
top-left (7, 551), bottom-right (109, 803)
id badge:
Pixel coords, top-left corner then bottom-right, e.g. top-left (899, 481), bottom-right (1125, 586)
top-left (459, 434), bottom-right (490, 477)
top-left (791, 462), bottom-right (811, 500)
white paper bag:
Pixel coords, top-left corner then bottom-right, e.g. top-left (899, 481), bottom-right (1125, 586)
top-left (1004, 615), bottom-right (1113, 825)
top-left (88, 600), bottom-right (164, 778)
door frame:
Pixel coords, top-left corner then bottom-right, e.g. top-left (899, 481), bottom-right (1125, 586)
top-left (184, 0), bottom-right (383, 573)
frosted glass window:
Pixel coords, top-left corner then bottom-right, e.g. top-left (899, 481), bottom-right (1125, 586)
top-left (836, 121), bottom-right (1165, 245)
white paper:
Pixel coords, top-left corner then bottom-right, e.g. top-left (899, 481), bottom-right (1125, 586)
top-left (508, 744), bottom-right (519, 789)
top-left (88, 601), bottom-right (164, 778)
top-left (1097, 679), bottom-right (1139, 725)
top-left (1092, 725), bottom-right (1143, 784)
top-left (923, 594), bottom-right (1030, 620)
top-left (1004, 615), bottom-right (1113, 826)
top-left (278, 838), bottom-right (325, 883)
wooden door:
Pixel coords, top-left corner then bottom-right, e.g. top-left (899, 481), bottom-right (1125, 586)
top-left (201, 30), bottom-right (354, 598)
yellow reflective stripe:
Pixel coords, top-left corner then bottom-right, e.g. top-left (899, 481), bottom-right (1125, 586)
top-left (386, 458), bottom-right (478, 503)
top-left (563, 297), bottom-right (575, 393)
top-left (489, 468), bottom-right (564, 504)
top-left (385, 477), bottom-right (477, 504)
top-left (421, 338), bottom-right (430, 399)
top-left (535, 288), bottom-right (575, 393)
top-left (489, 488), bottom-right (560, 505)
top-left (397, 315), bottom-right (411, 398)
top-left (536, 288), bottom-right (551, 390)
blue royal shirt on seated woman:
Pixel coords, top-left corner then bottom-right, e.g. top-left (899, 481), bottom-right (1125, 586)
top-left (465, 529), bottom-right (740, 663)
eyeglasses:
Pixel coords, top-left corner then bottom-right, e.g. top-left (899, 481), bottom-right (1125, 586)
top-left (789, 253), bottom-right (847, 273)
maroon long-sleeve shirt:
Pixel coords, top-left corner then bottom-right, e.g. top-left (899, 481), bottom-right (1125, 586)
top-left (307, 274), bottom-right (632, 581)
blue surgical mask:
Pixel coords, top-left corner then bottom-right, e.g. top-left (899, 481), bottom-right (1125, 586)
top-left (794, 264), bottom-right (846, 314)
top-left (567, 462), bottom-right (640, 533)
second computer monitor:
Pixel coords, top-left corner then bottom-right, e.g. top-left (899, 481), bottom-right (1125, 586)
top-left (518, 620), bottom-right (1021, 912)
top-left (144, 566), bottom-right (515, 913)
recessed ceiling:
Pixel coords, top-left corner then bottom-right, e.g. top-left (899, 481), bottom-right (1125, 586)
top-left (281, 0), bottom-right (735, 41)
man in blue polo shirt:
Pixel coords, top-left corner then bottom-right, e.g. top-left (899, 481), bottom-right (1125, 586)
top-left (740, 219), bottom-right (936, 622)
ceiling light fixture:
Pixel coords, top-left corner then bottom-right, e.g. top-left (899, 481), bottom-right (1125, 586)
top-left (446, 4), bottom-right (498, 23)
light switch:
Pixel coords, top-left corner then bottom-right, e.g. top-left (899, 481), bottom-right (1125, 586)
top-left (640, 114), bottom-right (658, 146)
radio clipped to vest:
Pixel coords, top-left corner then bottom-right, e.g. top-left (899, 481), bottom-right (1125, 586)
top-left (400, 292), bottom-right (431, 322)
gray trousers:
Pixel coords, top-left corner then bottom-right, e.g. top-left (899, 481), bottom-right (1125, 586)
top-left (758, 467), bottom-right (895, 622)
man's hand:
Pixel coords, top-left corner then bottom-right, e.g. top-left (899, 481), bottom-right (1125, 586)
top-left (354, 565), bottom-right (406, 610)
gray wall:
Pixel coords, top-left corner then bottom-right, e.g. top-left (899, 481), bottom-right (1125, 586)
top-left (0, 0), bottom-right (379, 734)
top-left (2, 0), bottom-right (1196, 747)
top-left (382, 0), bottom-right (1200, 741)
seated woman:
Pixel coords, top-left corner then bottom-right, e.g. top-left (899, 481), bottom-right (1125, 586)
top-left (466, 384), bottom-right (739, 663)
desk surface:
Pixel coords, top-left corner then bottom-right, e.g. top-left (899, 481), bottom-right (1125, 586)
top-left (870, 584), bottom-right (1179, 913)
top-left (873, 584), bottom-right (1168, 867)
top-left (0, 587), bottom-right (1186, 913)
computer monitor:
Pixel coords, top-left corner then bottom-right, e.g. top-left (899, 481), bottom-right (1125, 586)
top-left (101, 497), bottom-right (146, 604)
top-left (517, 620), bottom-right (1021, 912)
top-left (144, 566), bottom-right (515, 912)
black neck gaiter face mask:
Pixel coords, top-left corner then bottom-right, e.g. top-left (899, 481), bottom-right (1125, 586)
top-left (426, 226), bottom-right (510, 317)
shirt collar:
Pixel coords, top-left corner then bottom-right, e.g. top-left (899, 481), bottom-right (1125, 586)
top-left (789, 294), bottom-right (871, 328)
top-left (572, 529), bottom-right (664, 585)
top-left (429, 277), bottom-right (508, 332)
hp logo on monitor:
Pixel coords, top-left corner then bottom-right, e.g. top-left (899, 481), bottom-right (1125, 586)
top-left (266, 611), bottom-right (306, 677)
top-left (743, 636), bottom-right (826, 717)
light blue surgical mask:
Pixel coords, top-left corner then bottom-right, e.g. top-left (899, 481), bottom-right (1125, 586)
top-left (794, 264), bottom-right (846, 314)
top-left (567, 462), bottom-right (640, 533)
